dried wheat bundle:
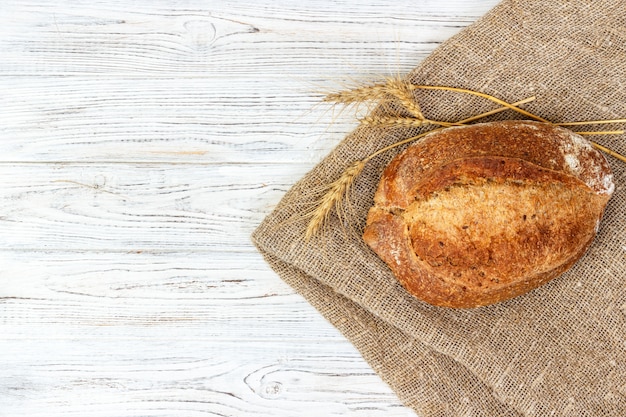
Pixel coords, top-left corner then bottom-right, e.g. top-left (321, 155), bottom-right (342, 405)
top-left (305, 76), bottom-right (626, 240)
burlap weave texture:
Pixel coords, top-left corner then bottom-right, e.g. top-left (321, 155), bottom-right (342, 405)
top-left (252, 1), bottom-right (626, 415)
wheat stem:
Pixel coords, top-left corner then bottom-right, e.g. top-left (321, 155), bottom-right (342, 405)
top-left (458, 97), bottom-right (536, 123)
top-left (366, 129), bottom-right (444, 162)
top-left (410, 85), bottom-right (550, 123)
top-left (590, 142), bottom-right (626, 164)
top-left (365, 97), bottom-right (538, 161)
top-left (575, 130), bottom-right (625, 135)
top-left (557, 119), bottom-right (626, 126)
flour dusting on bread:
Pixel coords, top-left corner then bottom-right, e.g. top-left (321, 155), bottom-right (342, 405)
top-left (561, 128), bottom-right (614, 194)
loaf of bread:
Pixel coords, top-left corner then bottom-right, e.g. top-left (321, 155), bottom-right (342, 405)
top-left (363, 121), bottom-right (614, 308)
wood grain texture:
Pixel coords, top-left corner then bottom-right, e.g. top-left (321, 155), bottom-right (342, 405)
top-left (0, 1), bottom-right (500, 416)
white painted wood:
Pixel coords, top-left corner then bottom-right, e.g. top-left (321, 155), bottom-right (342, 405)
top-left (0, 163), bottom-right (297, 251)
top-left (0, 1), bottom-right (501, 416)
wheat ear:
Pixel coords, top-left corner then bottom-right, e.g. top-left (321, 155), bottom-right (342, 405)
top-left (361, 115), bottom-right (461, 128)
top-left (305, 160), bottom-right (366, 241)
top-left (323, 77), bottom-right (426, 120)
top-left (323, 83), bottom-right (389, 105)
top-left (383, 76), bottom-right (425, 119)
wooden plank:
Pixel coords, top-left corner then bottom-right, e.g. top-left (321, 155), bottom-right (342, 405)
top-left (1, 338), bottom-right (411, 417)
top-left (0, 250), bottom-right (411, 416)
top-left (0, 163), bottom-right (303, 252)
top-left (0, 250), bottom-right (318, 340)
top-left (0, 75), bottom-right (354, 164)
top-left (1, 1), bottom-right (498, 77)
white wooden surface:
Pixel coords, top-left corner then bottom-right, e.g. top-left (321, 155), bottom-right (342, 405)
top-left (0, 1), bottom-right (501, 416)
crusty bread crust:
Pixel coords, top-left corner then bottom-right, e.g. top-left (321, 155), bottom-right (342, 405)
top-left (363, 121), bottom-right (614, 308)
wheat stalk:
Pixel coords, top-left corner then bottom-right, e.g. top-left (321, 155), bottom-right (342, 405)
top-left (590, 142), bottom-right (626, 163)
top-left (557, 119), bottom-right (626, 126)
top-left (410, 84), bottom-right (550, 123)
top-left (457, 97), bottom-right (536, 123)
top-left (576, 130), bottom-right (626, 136)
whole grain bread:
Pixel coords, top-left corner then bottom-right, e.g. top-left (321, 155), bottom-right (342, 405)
top-left (363, 121), bottom-right (614, 308)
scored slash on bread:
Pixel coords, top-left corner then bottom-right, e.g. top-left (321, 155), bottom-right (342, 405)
top-left (363, 121), bottom-right (614, 308)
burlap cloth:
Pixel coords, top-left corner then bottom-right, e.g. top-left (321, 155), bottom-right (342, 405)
top-left (252, 1), bottom-right (626, 415)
